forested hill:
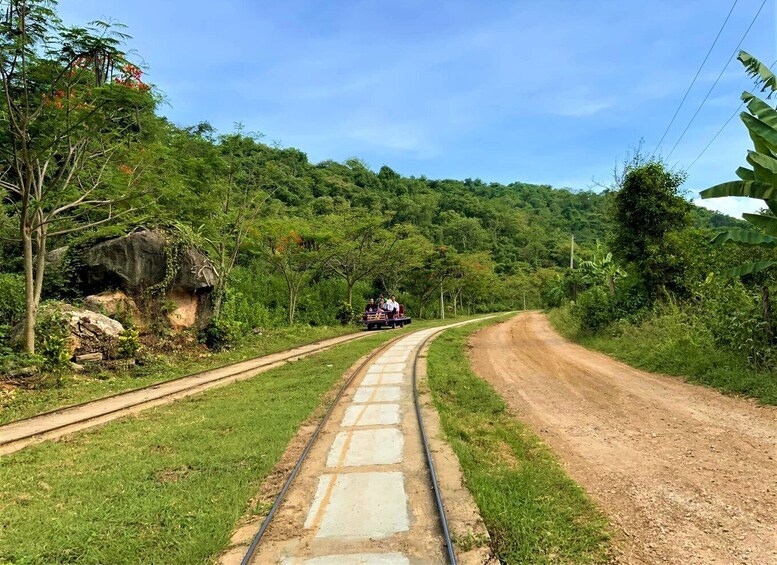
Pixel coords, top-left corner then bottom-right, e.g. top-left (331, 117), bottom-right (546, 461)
top-left (144, 123), bottom-right (738, 277)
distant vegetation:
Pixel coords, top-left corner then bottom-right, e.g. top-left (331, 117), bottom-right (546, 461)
top-left (550, 51), bottom-right (777, 404)
top-left (0, 1), bottom-right (748, 381)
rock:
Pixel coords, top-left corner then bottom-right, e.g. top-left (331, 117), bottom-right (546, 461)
top-left (84, 231), bottom-right (167, 291)
top-left (45, 246), bottom-right (69, 270)
top-left (70, 362), bottom-right (85, 372)
top-left (56, 305), bottom-right (124, 358)
top-left (75, 352), bottom-right (103, 363)
top-left (177, 248), bottom-right (218, 291)
top-left (166, 288), bottom-right (199, 329)
top-left (84, 291), bottom-right (142, 327)
top-left (83, 230), bottom-right (217, 292)
top-left (80, 230), bottom-right (218, 331)
top-left (8, 366), bottom-right (38, 378)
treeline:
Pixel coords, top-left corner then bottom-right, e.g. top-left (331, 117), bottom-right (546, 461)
top-left (0, 0), bottom-right (741, 363)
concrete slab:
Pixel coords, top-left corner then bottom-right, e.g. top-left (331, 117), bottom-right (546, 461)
top-left (374, 354), bottom-right (407, 363)
top-left (311, 472), bottom-right (409, 539)
top-left (366, 362), bottom-right (406, 374)
top-left (301, 553), bottom-right (410, 565)
top-left (342, 404), bottom-right (400, 427)
top-left (353, 385), bottom-right (401, 403)
top-left (361, 372), bottom-right (404, 386)
top-left (326, 428), bottom-right (404, 467)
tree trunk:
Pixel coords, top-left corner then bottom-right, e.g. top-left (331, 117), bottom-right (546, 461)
top-left (439, 286), bottom-right (445, 319)
top-left (288, 286), bottom-right (297, 324)
top-left (760, 285), bottom-right (774, 343)
top-left (347, 282), bottom-right (354, 307)
top-left (608, 276), bottom-right (616, 296)
top-left (22, 229), bottom-right (36, 353)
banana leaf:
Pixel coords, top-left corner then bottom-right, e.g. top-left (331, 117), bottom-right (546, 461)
top-left (741, 113), bottom-right (777, 151)
top-left (743, 92), bottom-right (777, 128)
top-left (710, 228), bottom-right (777, 247)
top-left (735, 166), bottom-right (755, 181)
top-left (723, 260), bottom-right (777, 277)
top-left (700, 180), bottom-right (777, 200)
top-left (739, 50), bottom-right (776, 93)
top-left (742, 213), bottom-right (777, 236)
top-left (747, 152), bottom-right (777, 185)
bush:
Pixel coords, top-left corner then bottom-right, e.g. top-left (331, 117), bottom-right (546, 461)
top-left (35, 310), bottom-right (70, 371)
top-left (118, 328), bottom-right (141, 359)
top-left (0, 273), bottom-right (25, 326)
top-left (201, 317), bottom-right (245, 350)
top-left (336, 300), bottom-right (357, 326)
top-left (572, 287), bottom-right (617, 332)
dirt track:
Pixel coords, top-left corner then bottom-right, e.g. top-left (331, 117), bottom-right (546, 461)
top-left (470, 312), bottom-right (777, 565)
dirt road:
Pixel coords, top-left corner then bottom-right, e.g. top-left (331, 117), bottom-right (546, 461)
top-left (470, 312), bottom-right (777, 565)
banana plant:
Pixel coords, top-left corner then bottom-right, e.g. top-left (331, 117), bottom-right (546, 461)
top-left (700, 51), bottom-right (777, 277)
top-left (580, 241), bottom-right (626, 295)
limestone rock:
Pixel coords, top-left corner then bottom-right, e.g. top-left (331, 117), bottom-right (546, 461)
top-left (84, 290), bottom-right (142, 327)
top-left (83, 230), bottom-right (218, 292)
top-left (84, 231), bottom-right (167, 291)
top-left (166, 289), bottom-right (199, 329)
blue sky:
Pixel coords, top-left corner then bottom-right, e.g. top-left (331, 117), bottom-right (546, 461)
top-left (60, 0), bottom-right (776, 217)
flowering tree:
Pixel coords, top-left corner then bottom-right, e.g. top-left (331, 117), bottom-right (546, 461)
top-left (0, 0), bottom-right (155, 352)
top-left (255, 219), bottom-right (336, 324)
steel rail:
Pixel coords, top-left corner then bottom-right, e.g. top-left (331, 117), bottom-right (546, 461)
top-left (241, 323), bottom-right (466, 564)
top-left (412, 330), bottom-right (458, 565)
top-left (240, 333), bottom-right (407, 565)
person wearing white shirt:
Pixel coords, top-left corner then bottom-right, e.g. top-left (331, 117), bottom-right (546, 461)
top-left (383, 296), bottom-right (398, 315)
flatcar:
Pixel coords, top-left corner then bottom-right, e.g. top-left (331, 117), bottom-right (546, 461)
top-left (361, 304), bottom-right (412, 330)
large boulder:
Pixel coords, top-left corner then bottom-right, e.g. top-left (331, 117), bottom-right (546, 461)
top-left (81, 230), bottom-right (218, 330)
top-left (59, 305), bottom-right (124, 356)
top-left (83, 231), bottom-right (168, 291)
top-left (13, 304), bottom-right (125, 357)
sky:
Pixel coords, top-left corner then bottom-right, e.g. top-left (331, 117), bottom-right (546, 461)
top-left (60, 0), bottom-right (777, 217)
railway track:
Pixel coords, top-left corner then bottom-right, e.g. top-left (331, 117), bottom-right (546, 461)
top-left (0, 331), bottom-right (372, 456)
top-left (239, 318), bottom-right (496, 565)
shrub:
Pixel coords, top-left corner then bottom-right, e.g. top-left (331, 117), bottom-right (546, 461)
top-left (118, 328), bottom-right (141, 359)
top-left (201, 317), bottom-right (245, 350)
top-left (572, 287), bottom-right (617, 332)
top-left (35, 310), bottom-right (71, 370)
top-left (336, 300), bottom-right (357, 325)
top-left (0, 273), bottom-right (25, 326)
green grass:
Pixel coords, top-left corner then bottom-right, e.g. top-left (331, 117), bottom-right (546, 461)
top-left (0, 324), bottom-right (356, 425)
top-left (0, 315), bottom-right (488, 564)
top-left (548, 306), bottom-right (777, 406)
top-left (427, 317), bottom-right (612, 564)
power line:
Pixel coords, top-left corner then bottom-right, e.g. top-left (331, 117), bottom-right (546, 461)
top-left (686, 57), bottom-right (777, 172)
top-left (652, 0), bottom-right (740, 156)
top-left (665, 0), bottom-right (768, 160)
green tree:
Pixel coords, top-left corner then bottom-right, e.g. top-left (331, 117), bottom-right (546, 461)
top-left (611, 157), bottom-right (689, 300)
top-left (0, 0), bottom-right (154, 352)
top-left (253, 218), bottom-right (335, 324)
top-left (327, 215), bottom-right (405, 306)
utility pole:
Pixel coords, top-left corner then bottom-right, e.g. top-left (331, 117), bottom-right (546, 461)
top-left (570, 234), bottom-right (575, 269)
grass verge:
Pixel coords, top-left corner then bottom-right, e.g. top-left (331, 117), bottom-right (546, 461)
top-left (0, 324), bottom-right (357, 425)
top-left (0, 315), bottom-right (487, 564)
top-left (548, 306), bottom-right (777, 406)
top-left (427, 317), bottom-right (612, 564)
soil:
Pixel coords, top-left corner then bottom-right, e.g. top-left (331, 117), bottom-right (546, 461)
top-left (469, 312), bottom-right (777, 565)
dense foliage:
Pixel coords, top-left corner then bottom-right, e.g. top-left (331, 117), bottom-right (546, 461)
top-left (0, 1), bottom-right (749, 373)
